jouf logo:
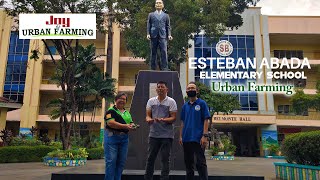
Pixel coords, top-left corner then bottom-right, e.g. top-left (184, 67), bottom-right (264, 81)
top-left (46, 15), bottom-right (70, 27)
top-left (216, 40), bottom-right (233, 57)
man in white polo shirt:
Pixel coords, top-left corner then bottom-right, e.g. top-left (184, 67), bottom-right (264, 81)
top-left (144, 81), bottom-right (177, 180)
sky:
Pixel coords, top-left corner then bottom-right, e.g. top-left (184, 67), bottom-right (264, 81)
top-left (256, 0), bottom-right (320, 16)
top-left (1, 0), bottom-right (320, 16)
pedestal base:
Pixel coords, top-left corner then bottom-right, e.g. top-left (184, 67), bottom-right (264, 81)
top-left (126, 70), bottom-right (185, 170)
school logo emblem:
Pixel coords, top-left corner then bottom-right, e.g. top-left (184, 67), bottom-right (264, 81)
top-left (195, 105), bottom-right (201, 111)
top-left (216, 40), bottom-right (233, 56)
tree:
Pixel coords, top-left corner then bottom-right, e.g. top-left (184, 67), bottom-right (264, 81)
top-left (291, 83), bottom-right (320, 115)
top-left (195, 81), bottom-right (241, 116)
top-left (195, 81), bottom-right (240, 148)
top-left (0, 129), bottom-right (13, 146)
top-left (47, 44), bottom-right (116, 143)
top-left (124, 0), bottom-right (258, 70)
top-left (30, 126), bottom-right (38, 137)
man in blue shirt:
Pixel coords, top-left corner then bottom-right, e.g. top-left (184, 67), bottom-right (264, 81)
top-left (179, 82), bottom-right (211, 180)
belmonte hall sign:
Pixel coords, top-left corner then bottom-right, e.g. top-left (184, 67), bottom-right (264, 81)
top-left (19, 14), bottom-right (96, 39)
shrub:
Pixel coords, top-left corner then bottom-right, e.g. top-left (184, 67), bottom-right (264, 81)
top-left (39, 134), bottom-right (51, 145)
top-left (225, 144), bottom-right (236, 155)
top-left (210, 146), bottom-right (224, 156)
top-left (0, 146), bottom-right (57, 163)
top-left (45, 148), bottom-right (89, 160)
top-left (71, 135), bottom-right (100, 149)
top-left (87, 147), bottom-right (104, 160)
top-left (9, 137), bottom-right (43, 146)
top-left (0, 129), bottom-right (13, 146)
top-left (48, 141), bottom-right (63, 148)
top-left (282, 130), bottom-right (320, 166)
top-left (210, 135), bottom-right (236, 156)
top-left (267, 144), bottom-right (280, 156)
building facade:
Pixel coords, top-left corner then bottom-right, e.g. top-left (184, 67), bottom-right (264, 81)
top-left (0, 10), bottom-right (149, 142)
top-left (180, 7), bottom-right (320, 156)
top-left (0, 8), bottom-right (319, 156)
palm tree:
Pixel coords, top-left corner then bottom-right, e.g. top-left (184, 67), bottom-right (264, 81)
top-left (47, 44), bottom-right (116, 149)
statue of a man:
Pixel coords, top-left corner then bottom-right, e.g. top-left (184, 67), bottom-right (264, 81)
top-left (147, 0), bottom-right (173, 71)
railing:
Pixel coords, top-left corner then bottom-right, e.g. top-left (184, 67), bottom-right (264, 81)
top-left (304, 81), bottom-right (318, 89)
top-left (118, 77), bottom-right (136, 86)
top-left (44, 47), bottom-right (105, 57)
top-left (42, 74), bottom-right (138, 86)
top-left (39, 106), bottom-right (102, 116)
top-left (273, 80), bottom-right (318, 89)
top-left (39, 107), bottom-right (55, 115)
top-left (95, 48), bottom-right (105, 56)
top-left (41, 78), bottom-right (57, 84)
top-left (276, 111), bottom-right (320, 120)
top-left (270, 51), bottom-right (320, 60)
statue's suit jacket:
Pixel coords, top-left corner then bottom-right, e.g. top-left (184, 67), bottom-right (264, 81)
top-left (147, 11), bottom-right (171, 39)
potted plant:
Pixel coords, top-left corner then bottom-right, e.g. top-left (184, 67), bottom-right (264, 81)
top-left (267, 144), bottom-right (280, 156)
top-left (274, 131), bottom-right (320, 180)
top-left (210, 146), bottom-right (224, 156)
top-left (44, 148), bottom-right (88, 167)
top-left (210, 135), bottom-right (235, 160)
top-left (225, 144), bottom-right (236, 156)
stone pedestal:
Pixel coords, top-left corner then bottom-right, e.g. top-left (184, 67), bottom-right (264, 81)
top-left (126, 70), bottom-right (185, 170)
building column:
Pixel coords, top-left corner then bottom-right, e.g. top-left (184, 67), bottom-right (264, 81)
top-left (112, 23), bottom-right (120, 86)
top-left (179, 61), bottom-right (187, 97)
top-left (0, 108), bottom-right (7, 132)
top-left (101, 29), bottom-right (108, 142)
top-left (100, 23), bottom-right (121, 143)
top-left (180, 38), bottom-right (195, 97)
top-left (261, 15), bottom-right (275, 114)
top-left (257, 127), bottom-right (262, 156)
top-left (0, 11), bottom-right (12, 96)
top-left (20, 40), bottom-right (45, 136)
top-left (253, 13), bottom-right (267, 114)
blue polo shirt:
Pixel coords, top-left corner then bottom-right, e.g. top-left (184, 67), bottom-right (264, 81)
top-left (180, 98), bottom-right (211, 143)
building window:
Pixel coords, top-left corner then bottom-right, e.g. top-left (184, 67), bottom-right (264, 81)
top-left (278, 105), bottom-right (290, 114)
top-left (275, 79), bottom-right (306, 88)
top-left (194, 35), bottom-right (258, 111)
top-left (4, 32), bottom-right (29, 103)
top-left (70, 123), bottom-right (90, 138)
top-left (273, 50), bottom-right (303, 59)
top-left (277, 105), bottom-right (308, 116)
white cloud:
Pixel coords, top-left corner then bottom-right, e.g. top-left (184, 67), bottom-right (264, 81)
top-left (257, 0), bottom-right (320, 16)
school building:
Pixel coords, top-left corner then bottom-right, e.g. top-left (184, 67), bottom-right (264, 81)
top-left (0, 7), bottom-right (319, 156)
top-left (180, 7), bottom-right (320, 156)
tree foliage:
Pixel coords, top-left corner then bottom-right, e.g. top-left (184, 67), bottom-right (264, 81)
top-left (124, 0), bottom-right (259, 69)
top-left (0, 0), bottom-right (259, 149)
top-left (291, 88), bottom-right (320, 115)
top-left (195, 81), bottom-right (241, 115)
top-left (47, 44), bottom-right (116, 139)
top-left (282, 131), bottom-right (320, 166)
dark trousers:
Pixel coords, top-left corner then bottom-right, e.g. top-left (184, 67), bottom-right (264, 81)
top-left (144, 137), bottom-right (173, 180)
top-left (183, 142), bottom-right (208, 180)
top-left (150, 37), bottom-right (168, 70)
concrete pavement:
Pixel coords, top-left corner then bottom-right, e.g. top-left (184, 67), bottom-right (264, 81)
top-left (0, 157), bottom-right (285, 180)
